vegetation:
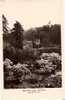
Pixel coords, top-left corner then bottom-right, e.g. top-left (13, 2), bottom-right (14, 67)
top-left (2, 14), bottom-right (62, 88)
top-left (4, 53), bottom-right (61, 88)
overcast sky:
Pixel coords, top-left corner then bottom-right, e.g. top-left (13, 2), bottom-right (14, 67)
top-left (0, 0), bottom-right (63, 30)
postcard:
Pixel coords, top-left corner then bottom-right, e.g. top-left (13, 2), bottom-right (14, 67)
top-left (0, 0), bottom-right (64, 100)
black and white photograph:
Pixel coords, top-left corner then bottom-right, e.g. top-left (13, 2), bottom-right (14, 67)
top-left (2, 0), bottom-right (62, 89)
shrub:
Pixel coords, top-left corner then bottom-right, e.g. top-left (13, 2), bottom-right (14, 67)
top-left (44, 74), bottom-right (62, 88)
top-left (4, 59), bottom-right (32, 88)
top-left (4, 52), bottom-right (61, 88)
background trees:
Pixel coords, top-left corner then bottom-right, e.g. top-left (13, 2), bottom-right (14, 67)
top-left (24, 24), bottom-right (61, 47)
top-left (50, 24), bottom-right (61, 45)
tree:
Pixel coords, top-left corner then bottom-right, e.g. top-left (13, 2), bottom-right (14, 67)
top-left (2, 14), bottom-right (9, 34)
top-left (24, 28), bottom-right (37, 48)
top-left (36, 25), bottom-right (51, 46)
top-left (50, 24), bottom-right (61, 45)
top-left (11, 21), bottom-right (24, 49)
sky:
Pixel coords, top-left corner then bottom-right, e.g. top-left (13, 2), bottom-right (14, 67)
top-left (0, 0), bottom-right (63, 30)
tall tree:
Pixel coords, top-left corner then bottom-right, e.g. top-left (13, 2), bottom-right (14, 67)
top-left (50, 24), bottom-right (61, 45)
top-left (2, 14), bottom-right (9, 34)
top-left (11, 21), bottom-right (24, 49)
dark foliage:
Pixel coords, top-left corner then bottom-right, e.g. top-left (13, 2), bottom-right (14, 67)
top-left (11, 21), bottom-right (24, 49)
top-left (24, 24), bottom-right (61, 47)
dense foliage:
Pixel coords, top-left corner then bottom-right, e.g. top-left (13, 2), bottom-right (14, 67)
top-left (3, 15), bottom-right (61, 88)
top-left (4, 52), bottom-right (62, 88)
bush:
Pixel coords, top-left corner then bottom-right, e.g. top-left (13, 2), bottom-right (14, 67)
top-left (4, 58), bottom-right (32, 88)
top-left (44, 74), bottom-right (62, 88)
top-left (4, 52), bottom-right (61, 88)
